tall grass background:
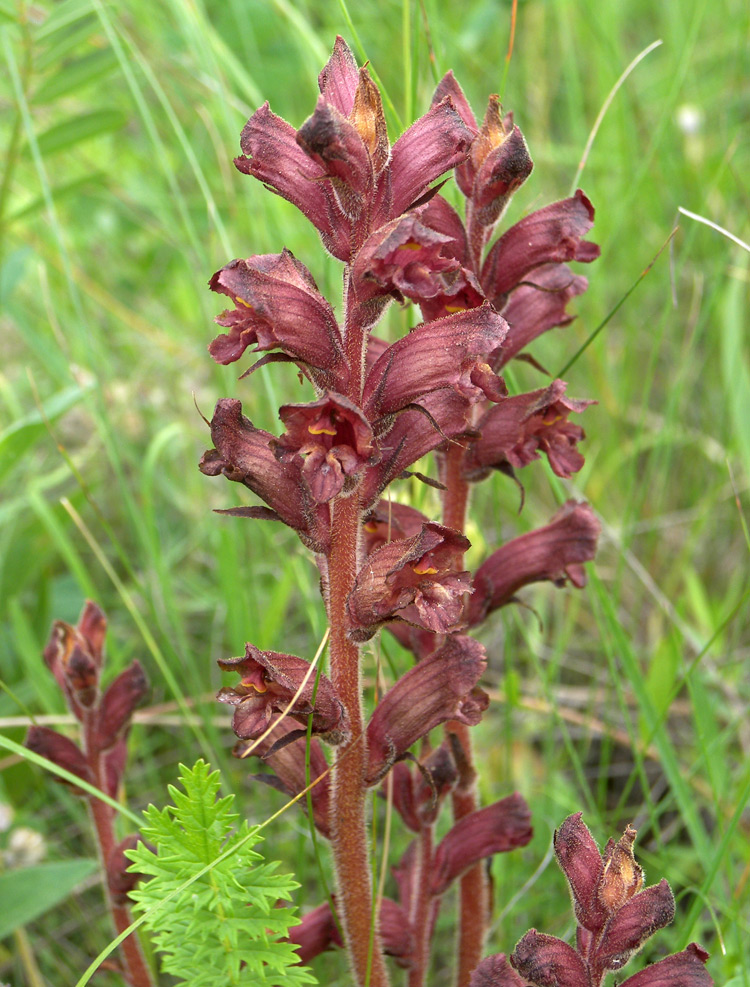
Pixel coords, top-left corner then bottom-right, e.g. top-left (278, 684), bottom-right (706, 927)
top-left (1, 0), bottom-right (748, 983)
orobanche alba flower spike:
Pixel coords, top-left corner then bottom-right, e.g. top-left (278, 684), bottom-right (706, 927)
top-left (199, 36), bottom-right (634, 987)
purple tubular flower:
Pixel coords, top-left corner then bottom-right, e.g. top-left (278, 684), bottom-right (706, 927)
top-left (553, 811), bottom-right (606, 929)
top-left (385, 96), bottom-right (474, 216)
top-left (469, 953), bottom-right (529, 987)
top-left (353, 210), bottom-right (467, 305)
top-left (94, 661), bottom-right (148, 753)
top-left (431, 792), bottom-right (533, 896)
top-left (468, 501), bottom-right (601, 626)
top-left (347, 522), bottom-right (472, 640)
top-left (463, 380), bottom-right (594, 481)
top-left (199, 398), bottom-right (330, 552)
top-left (363, 303), bottom-right (508, 420)
top-left (618, 944), bottom-right (712, 987)
top-left (498, 264), bottom-right (589, 366)
top-left (481, 190), bottom-right (600, 306)
top-left (365, 635), bottom-right (488, 784)
top-left (511, 931), bottom-right (589, 987)
top-left (208, 250), bottom-right (346, 389)
top-left (235, 103), bottom-right (350, 261)
top-left (513, 815), bottom-right (714, 987)
top-left (216, 643), bottom-right (349, 745)
top-left (274, 392), bottom-right (376, 504)
top-left (25, 726), bottom-right (92, 791)
top-left (234, 719), bottom-right (331, 838)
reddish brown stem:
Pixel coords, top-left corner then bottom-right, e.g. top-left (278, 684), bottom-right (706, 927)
top-left (84, 719), bottom-right (153, 987)
top-left (440, 441), bottom-right (489, 987)
top-left (407, 825), bottom-right (435, 987)
top-left (328, 492), bottom-right (390, 987)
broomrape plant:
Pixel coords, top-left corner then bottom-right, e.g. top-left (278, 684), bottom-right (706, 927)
top-left (26, 35), bottom-right (715, 987)
top-left (197, 36), bottom-right (713, 987)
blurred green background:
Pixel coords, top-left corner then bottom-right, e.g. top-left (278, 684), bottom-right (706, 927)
top-left (1, 0), bottom-right (749, 983)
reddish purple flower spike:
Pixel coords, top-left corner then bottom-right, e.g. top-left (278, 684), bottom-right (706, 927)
top-left (431, 792), bottom-right (533, 896)
top-left (217, 643), bottom-right (349, 745)
top-left (347, 521), bottom-right (472, 640)
top-left (234, 36), bottom-right (473, 262)
top-left (463, 380), bottom-right (594, 481)
top-left (508, 815), bottom-right (713, 987)
top-left (468, 501), bottom-right (601, 626)
top-left (43, 604), bottom-right (106, 712)
top-left (365, 635), bottom-right (488, 784)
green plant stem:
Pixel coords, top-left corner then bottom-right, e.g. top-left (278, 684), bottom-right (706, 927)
top-left (439, 441), bottom-right (488, 987)
top-left (328, 491), bottom-right (389, 987)
top-left (83, 714), bottom-right (154, 987)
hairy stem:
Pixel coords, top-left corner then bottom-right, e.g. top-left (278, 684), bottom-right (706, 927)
top-left (440, 441), bottom-right (489, 987)
top-left (84, 719), bottom-right (154, 987)
top-left (328, 492), bottom-right (390, 987)
top-left (407, 825), bottom-right (435, 987)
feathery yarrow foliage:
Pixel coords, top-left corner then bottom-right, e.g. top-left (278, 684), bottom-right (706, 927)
top-left (126, 760), bottom-right (317, 986)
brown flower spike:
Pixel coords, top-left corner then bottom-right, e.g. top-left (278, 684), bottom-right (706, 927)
top-left (503, 814), bottom-right (713, 987)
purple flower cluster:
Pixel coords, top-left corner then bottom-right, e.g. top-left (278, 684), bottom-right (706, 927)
top-left (472, 815), bottom-right (712, 987)
top-left (193, 35), bottom-right (707, 987)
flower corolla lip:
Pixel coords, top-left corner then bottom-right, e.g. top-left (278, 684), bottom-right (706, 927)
top-left (216, 643), bottom-right (349, 744)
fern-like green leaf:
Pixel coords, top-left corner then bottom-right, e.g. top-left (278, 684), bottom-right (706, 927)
top-left (126, 760), bottom-right (317, 986)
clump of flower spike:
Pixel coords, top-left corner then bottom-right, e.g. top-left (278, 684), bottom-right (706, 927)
top-left (199, 36), bottom-right (605, 987)
top-left (25, 602), bottom-right (153, 987)
top-left (470, 814), bottom-right (713, 987)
